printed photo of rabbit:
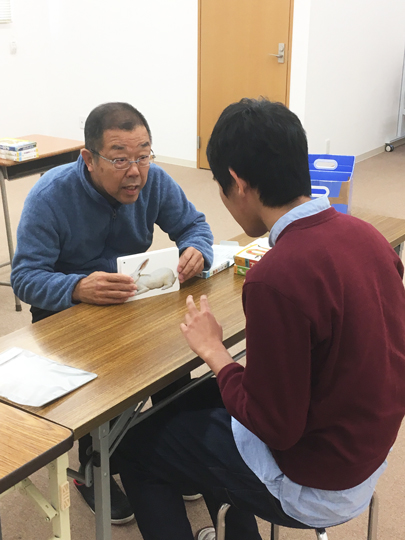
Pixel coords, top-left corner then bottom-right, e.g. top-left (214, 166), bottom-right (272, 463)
top-left (117, 247), bottom-right (180, 301)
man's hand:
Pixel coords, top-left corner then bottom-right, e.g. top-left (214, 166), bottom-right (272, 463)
top-left (72, 272), bottom-right (137, 305)
top-left (177, 247), bottom-right (204, 283)
top-left (180, 295), bottom-right (233, 375)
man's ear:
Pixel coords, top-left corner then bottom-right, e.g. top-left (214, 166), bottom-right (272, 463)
top-left (229, 168), bottom-right (249, 196)
top-left (81, 148), bottom-right (95, 172)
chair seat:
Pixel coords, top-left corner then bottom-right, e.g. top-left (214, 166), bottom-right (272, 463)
top-left (216, 492), bottom-right (378, 540)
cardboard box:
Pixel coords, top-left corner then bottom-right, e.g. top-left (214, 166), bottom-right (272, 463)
top-left (309, 154), bottom-right (355, 215)
top-left (234, 264), bottom-right (250, 276)
top-left (233, 238), bottom-right (270, 268)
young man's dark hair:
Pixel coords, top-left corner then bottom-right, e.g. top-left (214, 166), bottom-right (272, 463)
top-left (206, 98), bottom-right (312, 207)
top-left (84, 102), bottom-right (152, 152)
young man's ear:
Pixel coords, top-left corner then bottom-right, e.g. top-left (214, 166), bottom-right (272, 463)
top-left (81, 148), bottom-right (95, 172)
top-left (229, 168), bottom-right (249, 196)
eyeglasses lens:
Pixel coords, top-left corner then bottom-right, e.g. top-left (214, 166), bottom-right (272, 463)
top-left (113, 155), bottom-right (154, 170)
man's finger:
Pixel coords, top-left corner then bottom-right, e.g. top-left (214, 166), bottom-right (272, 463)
top-left (180, 322), bottom-right (188, 334)
top-left (103, 290), bottom-right (136, 300)
top-left (186, 294), bottom-right (199, 315)
top-left (178, 256), bottom-right (193, 275)
top-left (178, 249), bottom-right (193, 272)
top-left (179, 253), bottom-right (204, 280)
top-left (101, 282), bottom-right (137, 292)
top-left (107, 273), bottom-right (135, 283)
top-left (200, 295), bottom-right (210, 313)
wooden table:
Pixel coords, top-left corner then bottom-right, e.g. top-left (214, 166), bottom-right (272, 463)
top-left (0, 269), bottom-right (245, 438)
top-left (232, 209), bottom-right (405, 256)
top-left (0, 209), bottom-right (404, 539)
top-left (0, 135), bottom-right (84, 311)
top-left (352, 209), bottom-right (405, 255)
top-left (0, 268), bottom-right (245, 540)
top-left (0, 402), bottom-right (73, 539)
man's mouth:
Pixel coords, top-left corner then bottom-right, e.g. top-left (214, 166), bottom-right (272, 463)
top-left (122, 185), bottom-right (140, 192)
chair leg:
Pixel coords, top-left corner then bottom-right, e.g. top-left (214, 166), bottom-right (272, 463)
top-left (216, 503), bottom-right (231, 540)
top-left (367, 492), bottom-right (379, 540)
top-left (216, 493), bottom-right (377, 540)
top-left (271, 523), bottom-right (280, 540)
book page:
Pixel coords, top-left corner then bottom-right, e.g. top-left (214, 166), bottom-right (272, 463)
top-left (0, 348), bottom-right (97, 407)
top-left (117, 247), bottom-right (180, 301)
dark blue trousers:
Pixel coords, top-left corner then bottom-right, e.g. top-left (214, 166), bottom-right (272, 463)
top-left (112, 379), bottom-right (310, 540)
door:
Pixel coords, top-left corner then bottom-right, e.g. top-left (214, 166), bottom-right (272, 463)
top-left (198, 0), bottom-right (293, 169)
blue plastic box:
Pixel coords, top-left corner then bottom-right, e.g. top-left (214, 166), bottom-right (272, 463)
top-left (309, 154), bottom-right (355, 214)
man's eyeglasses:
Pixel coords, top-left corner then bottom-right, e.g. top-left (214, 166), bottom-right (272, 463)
top-left (90, 149), bottom-right (155, 170)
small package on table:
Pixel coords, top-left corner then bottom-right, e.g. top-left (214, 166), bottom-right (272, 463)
top-left (234, 238), bottom-right (270, 275)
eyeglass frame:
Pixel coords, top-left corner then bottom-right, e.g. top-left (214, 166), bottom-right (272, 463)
top-left (90, 149), bottom-right (155, 170)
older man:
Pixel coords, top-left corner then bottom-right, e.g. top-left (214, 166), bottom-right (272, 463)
top-left (11, 102), bottom-right (213, 523)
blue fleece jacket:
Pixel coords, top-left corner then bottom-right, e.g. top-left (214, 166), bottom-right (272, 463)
top-left (11, 156), bottom-right (213, 312)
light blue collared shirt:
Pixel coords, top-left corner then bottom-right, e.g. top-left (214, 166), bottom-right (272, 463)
top-left (232, 196), bottom-right (386, 528)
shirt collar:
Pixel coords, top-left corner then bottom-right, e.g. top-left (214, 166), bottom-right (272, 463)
top-left (268, 196), bottom-right (331, 247)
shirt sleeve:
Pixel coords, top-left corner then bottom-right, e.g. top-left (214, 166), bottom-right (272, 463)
top-left (153, 169), bottom-right (214, 269)
top-left (217, 280), bottom-right (312, 450)
top-left (11, 195), bottom-right (86, 312)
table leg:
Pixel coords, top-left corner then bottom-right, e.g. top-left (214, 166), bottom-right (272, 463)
top-left (92, 422), bottom-right (112, 540)
top-left (394, 242), bottom-right (404, 259)
top-left (48, 453), bottom-right (71, 540)
top-left (88, 352), bottom-right (245, 540)
top-left (0, 166), bottom-right (21, 312)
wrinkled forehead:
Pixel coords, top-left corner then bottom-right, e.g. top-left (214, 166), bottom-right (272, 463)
top-left (101, 127), bottom-right (151, 153)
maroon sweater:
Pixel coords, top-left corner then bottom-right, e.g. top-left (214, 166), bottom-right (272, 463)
top-left (217, 208), bottom-right (405, 490)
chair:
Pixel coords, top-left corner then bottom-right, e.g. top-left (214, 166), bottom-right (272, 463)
top-left (215, 492), bottom-right (378, 540)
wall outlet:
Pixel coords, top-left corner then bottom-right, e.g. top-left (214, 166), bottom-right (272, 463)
top-left (79, 116), bottom-right (85, 130)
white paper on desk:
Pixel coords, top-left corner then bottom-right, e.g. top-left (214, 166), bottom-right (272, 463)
top-left (196, 242), bottom-right (241, 278)
top-left (211, 242), bottom-right (241, 266)
top-left (0, 347), bottom-right (97, 407)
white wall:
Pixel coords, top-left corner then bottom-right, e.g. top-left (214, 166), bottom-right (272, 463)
top-left (293, 0), bottom-right (405, 157)
top-left (0, 0), bottom-right (51, 136)
top-left (1, 0), bottom-right (198, 165)
top-left (45, 0), bottom-right (198, 165)
top-left (1, 0), bottom-right (405, 163)
top-left (289, 0), bottom-right (311, 125)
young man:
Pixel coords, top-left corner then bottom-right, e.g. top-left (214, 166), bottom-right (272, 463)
top-left (112, 98), bottom-right (405, 540)
top-left (11, 102), bottom-right (214, 524)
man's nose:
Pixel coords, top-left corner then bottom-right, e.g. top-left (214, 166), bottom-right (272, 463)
top-left (126, 161), bottom-right (140, 174)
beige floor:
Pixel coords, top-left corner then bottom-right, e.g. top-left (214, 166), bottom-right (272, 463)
top-left (1, 146), bottom-right (405, 539)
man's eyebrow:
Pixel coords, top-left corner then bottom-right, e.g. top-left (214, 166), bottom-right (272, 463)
top-left (110, 141), bottom-right (151, 151)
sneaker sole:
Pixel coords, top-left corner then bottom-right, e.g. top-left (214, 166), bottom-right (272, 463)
top-left (74, 483), bottom-right (135, 525)
top-left (111, 514), bottom-right (135, 525)
top-left (183, 493), bottom-right (203, 501)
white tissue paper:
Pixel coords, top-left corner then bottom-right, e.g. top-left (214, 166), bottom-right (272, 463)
top-left (0, 347), bottom-right (97, 407)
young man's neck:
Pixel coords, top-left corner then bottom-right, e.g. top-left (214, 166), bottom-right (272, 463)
top-left (260, 195), bottom-right (312, 233)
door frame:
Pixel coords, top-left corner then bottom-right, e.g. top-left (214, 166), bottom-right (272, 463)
top-left (197, 0), bottom-right (295, 168)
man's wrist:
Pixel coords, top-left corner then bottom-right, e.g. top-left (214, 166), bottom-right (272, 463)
top-left (203, 345), bottom-right (233, 375)
top-left (72, 278), bottom-right (84, 304)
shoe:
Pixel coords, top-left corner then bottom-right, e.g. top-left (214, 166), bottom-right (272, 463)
top-left (183, 492), bottom-right (203, 501)
top-left (196, 527), bottom-right (216, 540)
top-left (74, 476), bottom-right (134, 525)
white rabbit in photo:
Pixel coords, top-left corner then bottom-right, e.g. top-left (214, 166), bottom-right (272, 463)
top-left (131, 258), bottom-right (177, 296)
top-left (117, 247), bottom-right (180, 301)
